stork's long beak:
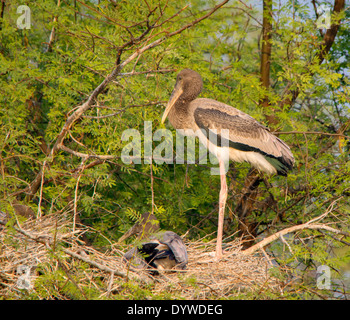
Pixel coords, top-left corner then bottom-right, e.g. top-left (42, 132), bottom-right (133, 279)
top-left (161, 85), bottom-right (183, 124)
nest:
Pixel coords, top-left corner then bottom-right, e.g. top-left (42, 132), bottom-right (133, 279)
top-left (0, 213), bottom-right (280, 299)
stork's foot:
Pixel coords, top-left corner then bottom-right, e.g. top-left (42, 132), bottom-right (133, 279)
top-left (199, 250), bottom-right (228, 263)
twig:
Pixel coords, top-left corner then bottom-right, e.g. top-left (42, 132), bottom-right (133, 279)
top-left (56, 256), bottom-right (88, 299)
top-left (62, 248), bottom-right (151, 283)
top-left (60, 145), bottom-right (117, 160)
top-left (73, 162), bottom-right (85, 233)
top-left (63, 248), bottom-right (122, 275)
top-left (45, 0), bottom-right (61, 52)
top-left (118, 69), bottom-right (175, 77)
top-left (274, 131), bottom-right (350, 139)
top-left (106, 271), bottom-right (114, 297)
top-left (279, 233), bottom-right (294, 254)
top-left (83, 101), bottom-right (165, 119)
top-left (305, 198), bottom-right (339, 225)
top-left (150, 164), bottom-right (155, 215)
top-left (37, 160), bottom-right (46, 218)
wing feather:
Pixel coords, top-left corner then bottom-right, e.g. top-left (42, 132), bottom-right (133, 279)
top-left (155, 231), bottom-right (188, 269)
top-left (192, 99), bottom-right (294, 170)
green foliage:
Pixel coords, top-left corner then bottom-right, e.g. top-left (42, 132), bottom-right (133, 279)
top-left (1, 0), bottom-right (349, 299)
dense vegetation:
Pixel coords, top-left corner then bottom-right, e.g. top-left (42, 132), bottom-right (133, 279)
top-left (0, 0), bottom-right (349, 299)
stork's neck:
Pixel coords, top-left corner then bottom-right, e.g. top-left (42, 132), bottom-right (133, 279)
top-left (168, 97), bottom-right (191, 129)
top-left (168, 99), bottom-right (192, 129)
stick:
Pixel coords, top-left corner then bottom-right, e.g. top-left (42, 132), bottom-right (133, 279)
top-left (242, 222), bottom-right (348, 256)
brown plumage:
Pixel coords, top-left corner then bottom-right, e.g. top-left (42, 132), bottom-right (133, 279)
top-left (161, 69), bottom-right (295, 260)
top-left (162, 69), bottom-right (294, 176)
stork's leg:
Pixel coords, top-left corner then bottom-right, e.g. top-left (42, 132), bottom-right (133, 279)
top-left (216, 159), bottom-right (227, 260)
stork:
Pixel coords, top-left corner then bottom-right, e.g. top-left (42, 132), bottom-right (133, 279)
top-left (119, 212), bottom-right (188, 270)
top-left (161, 69), bottom-right (294, 260)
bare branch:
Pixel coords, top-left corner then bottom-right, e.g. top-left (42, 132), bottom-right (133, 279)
top-left (83, 100), bottom-right (166, 119)
top-left (119, 68), bottom-right (175, 77)
top-left (242, 198), bottom-right (348, 255)
top-left (243, 223), bottom-right (348, 256)
top-left (60, 145), bottom-right (117, 160)
top-left (45, 0), bottom-right (61, 52)
top-left (273, 131), bottom-right (350, 139)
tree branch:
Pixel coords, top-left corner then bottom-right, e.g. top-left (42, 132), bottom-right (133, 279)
top-left (60, 145), bottom-right (118, 160)
top-left (12, 0), bottom-right (229, 198)
top-left (273, 130), bottom-right (350, 139)
top-left (242, 223), bottom-right (348, 256)
top-left (242, 198), bottom-right (348, 255)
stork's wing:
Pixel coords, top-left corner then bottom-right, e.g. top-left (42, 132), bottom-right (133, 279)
top-left (193, 99), bottom-right (294, 174)
top-left (154, 231), bottom-right (188, 269)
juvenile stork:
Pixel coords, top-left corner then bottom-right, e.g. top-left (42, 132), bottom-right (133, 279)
top-left (119, 212), bottom-right (188, 270)
top-left (161, 69), bottom-right (294, 260)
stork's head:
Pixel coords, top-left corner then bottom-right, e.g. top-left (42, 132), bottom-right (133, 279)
top-left (161, 69), bottom-right (203, 123)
